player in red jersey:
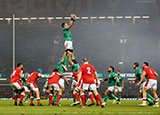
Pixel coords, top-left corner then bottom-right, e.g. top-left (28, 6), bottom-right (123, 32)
top-left (136, 62), bottom-right (159, 107)
top-left (77, 58), bottom-right (103, 108)
top-left (26, 68), bottom-right (46, 106)
top-left (10, 63), bottom-right (25, 106)
top-left (47, 69), bottom-right (69, 106)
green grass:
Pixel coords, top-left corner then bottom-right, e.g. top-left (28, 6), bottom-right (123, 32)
top-left (0, 100), bottom-right (159, 115)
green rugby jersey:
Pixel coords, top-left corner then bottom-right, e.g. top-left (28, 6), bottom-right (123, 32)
top-left (107, 72), bottom-right (117, 86)
top-left (135, 68), bottom-right (147, 83)
top-left (62, 27), bottom-right (72, 41)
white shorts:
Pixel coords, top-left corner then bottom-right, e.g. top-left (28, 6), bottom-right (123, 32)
top-left (64, 41), bottom-right (73, 49)
top-left (140, 82), bottom-right (146, 90)
top-left (11, 81), bottom-right (23, 90)
top-left (24, 86), bottom-right (30, 92)
top-left (82, 83), bottom-right (96, 91)
top-left (115, 87), bottom-right (122, 92)
top-left (48, 84), bottom-right (61, 91)
top-left (108, 86), bottom-right (115, 92)
top-left (144, 79), bottom-right (157, 90)
top-left (59, 79), bottom-right (65, 90)
top-left (27, 83), bottom-right (39, 92)
top-left (71, 80), bottom-right (77, 89)
top-left (94, 79), bottom-right (101, 89)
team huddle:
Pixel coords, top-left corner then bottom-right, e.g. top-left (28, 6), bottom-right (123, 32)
top-left (10, 14), bottom-right (159, 108)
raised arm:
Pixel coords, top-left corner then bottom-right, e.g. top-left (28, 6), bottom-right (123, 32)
top-left (62, 52), bottom-right (67, 63)
top-left (154, 71), bottom-right (158, 79)
top-left (136, 71), bottom-right (146, 87)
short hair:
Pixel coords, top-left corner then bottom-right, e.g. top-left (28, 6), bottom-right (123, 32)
top-left (144, 62), bottom-right (149, 66)
top-left (133, 62), bottom-right (139, 67)
top-left (118, 70), bottom-right (121, 72)
top-left (109, 66), bottom-right (115, 72)
top-left (61, 22), bottom-right (66, 27)
top-left (82, 58), bottom-right (88, 62)
top-left (53, 69), bottom-right (58, 72)
top-left (72, 59), bottom-right (78, 64)
top-left (17, 63), bottom-right (23, 67)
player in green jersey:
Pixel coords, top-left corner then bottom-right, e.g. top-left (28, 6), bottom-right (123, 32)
top-left (61, 14), bottom-right (76, 70)
top-left (114, 70), bottom-right (124, 104)
top-left (101, 66), bottom-right (119, 107)
top-left (130, 62), bottom-right (155, 106)
top-left (22, 72), bottom-right (30, 103)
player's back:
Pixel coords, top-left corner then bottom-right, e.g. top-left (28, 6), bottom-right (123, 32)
top-left (10, 68), bottom-right (23, 83)
top-left (48, 72), bottom-right (61, 85)
top-left (27, 71), bottom-right (40, 83)
top-left (143, 67), bottom-right (157, 80)
top-left (79, 64), bottom-right (96, 84)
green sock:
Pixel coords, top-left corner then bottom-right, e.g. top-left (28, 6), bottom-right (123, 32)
top-left (73, 94), bottom-right (76, 103)
top-left (147, 93), bottom-right (155, 102)
top-left (24, 98), bottom-right (28, 102)
top-left (146, 97), bottom-right (152, 103)
top-left (111, 94), bottom-right (118, 100)
top-left (118, 95), bottom-right (121, 100)
top-left (63, 55), bottom-right (69, 66)
top-left (104, 96), bottom-right (109, 102)
top-left (52, 93), bottom-right (58, 102)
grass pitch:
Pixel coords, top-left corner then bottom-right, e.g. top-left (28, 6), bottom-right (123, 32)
top-left (0, 100), bottom-right (159, 115)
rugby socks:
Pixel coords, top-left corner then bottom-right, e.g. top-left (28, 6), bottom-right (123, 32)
top-left (155, 99), bottom-right (159, 105)
top-left (142, 98), bottom-right (146, 104)
top-left (147, 93), bottom-right (155, 102)
top-left (30, 96), bottom-right (34, 104)
top-left (111, 94), bottom-right (118, 100)
top-left (118, 95), bottom-right (121, 100)
top-left (95, 94), bottom-right (102, 104)
top-left (146, 98), bottom-right (152, 103)
top-left (52, 93), bottom-right (58, 102)
top-left (74, 93), bottom-right (79, 102)
top-left (57, 94), bottom-right (62, 103)
top-left (49, 94), bottom-right (53, 104)
top-left (72, 94), bottom-right (76, 102)
top-left (20, 93), bottom-right (25, 102)
top-left (80, 94), bottom-right (86, 106)
top-left (14, 94), bottom-right (18, 103)
top-left (89, 94), bottom-right (95, 103)
top-left (104, 96), bottom-right (109, 102)
top-left (37, 97), bottom-right (41, 104)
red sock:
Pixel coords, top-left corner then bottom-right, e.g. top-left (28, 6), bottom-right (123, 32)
top-left (95, 96), bottom-right (99, 105)
top-left (89, 94), bottom-right (95, 103)
top-left (49, 94), bottom-right (53, 104)
top-left (37, 98), bottom-right (41, 104)
top-left (20, 93), bottom-right (25, 102)
top-left (74, 93), bottom-right (79, 102)
top-left (57, 94), bottom-right (62, 103)
top-left (30, 97), bottom-right (34, 104)
top-left (14, 94), bottom-right (18, 103)
top-left (80, 94), bottom-right (86, 106)
top-left (96, 94), bottom-right (102, 104)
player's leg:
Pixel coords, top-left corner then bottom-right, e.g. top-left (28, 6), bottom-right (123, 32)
top-left (80, 84), bottom-right (88, 108)
top-left (117, 87), bottom-right (122, 104)
top-left (139, 87), bottom-right (148, 107)
top-left (104, 90), bottom-right (110, 103)
top-left (52, 91), bottom-right (58, 104)
top-left (48, 90), bottom-right (53, 106)
top-left (113, 89), bottom-right (118, 104)
top-left (56, 89), bottom-right (62, 106)
top-left (11, 84), bottom-right (19, 106)
top-left (30, 91), bottom-right (35, 106)
top-left (71, 89), bottom-right (80, 106)
top-left (152, 80), bottom-right (159, 107)
top-left (87, 91), bottom-right (95, 106)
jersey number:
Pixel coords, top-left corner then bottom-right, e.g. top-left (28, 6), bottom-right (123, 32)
top-left (87, 67), bottom-right (91, 74)
top-left (12, 70), bottom-right (16, 76)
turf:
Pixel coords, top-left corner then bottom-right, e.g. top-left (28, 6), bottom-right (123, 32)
top-left (0, 100), bottom-right (159, 115)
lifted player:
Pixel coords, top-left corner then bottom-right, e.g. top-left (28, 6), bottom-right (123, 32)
top-left (26, 68), bottom-right (46, 106)
top-left (130, 62), bottom-right (155, 106)
top-left (61, 14), bottom-right (76, 69)
top-left (136, 62), bottom-right (159, 107)
top-left (77, 58), bottom-right (103, 108)
top-left (101, 66), bottom-right (119, 107)
top-left (113, 70), bottom-right (124, 104)
top-left (10, 63), bottom-right (25, 106)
